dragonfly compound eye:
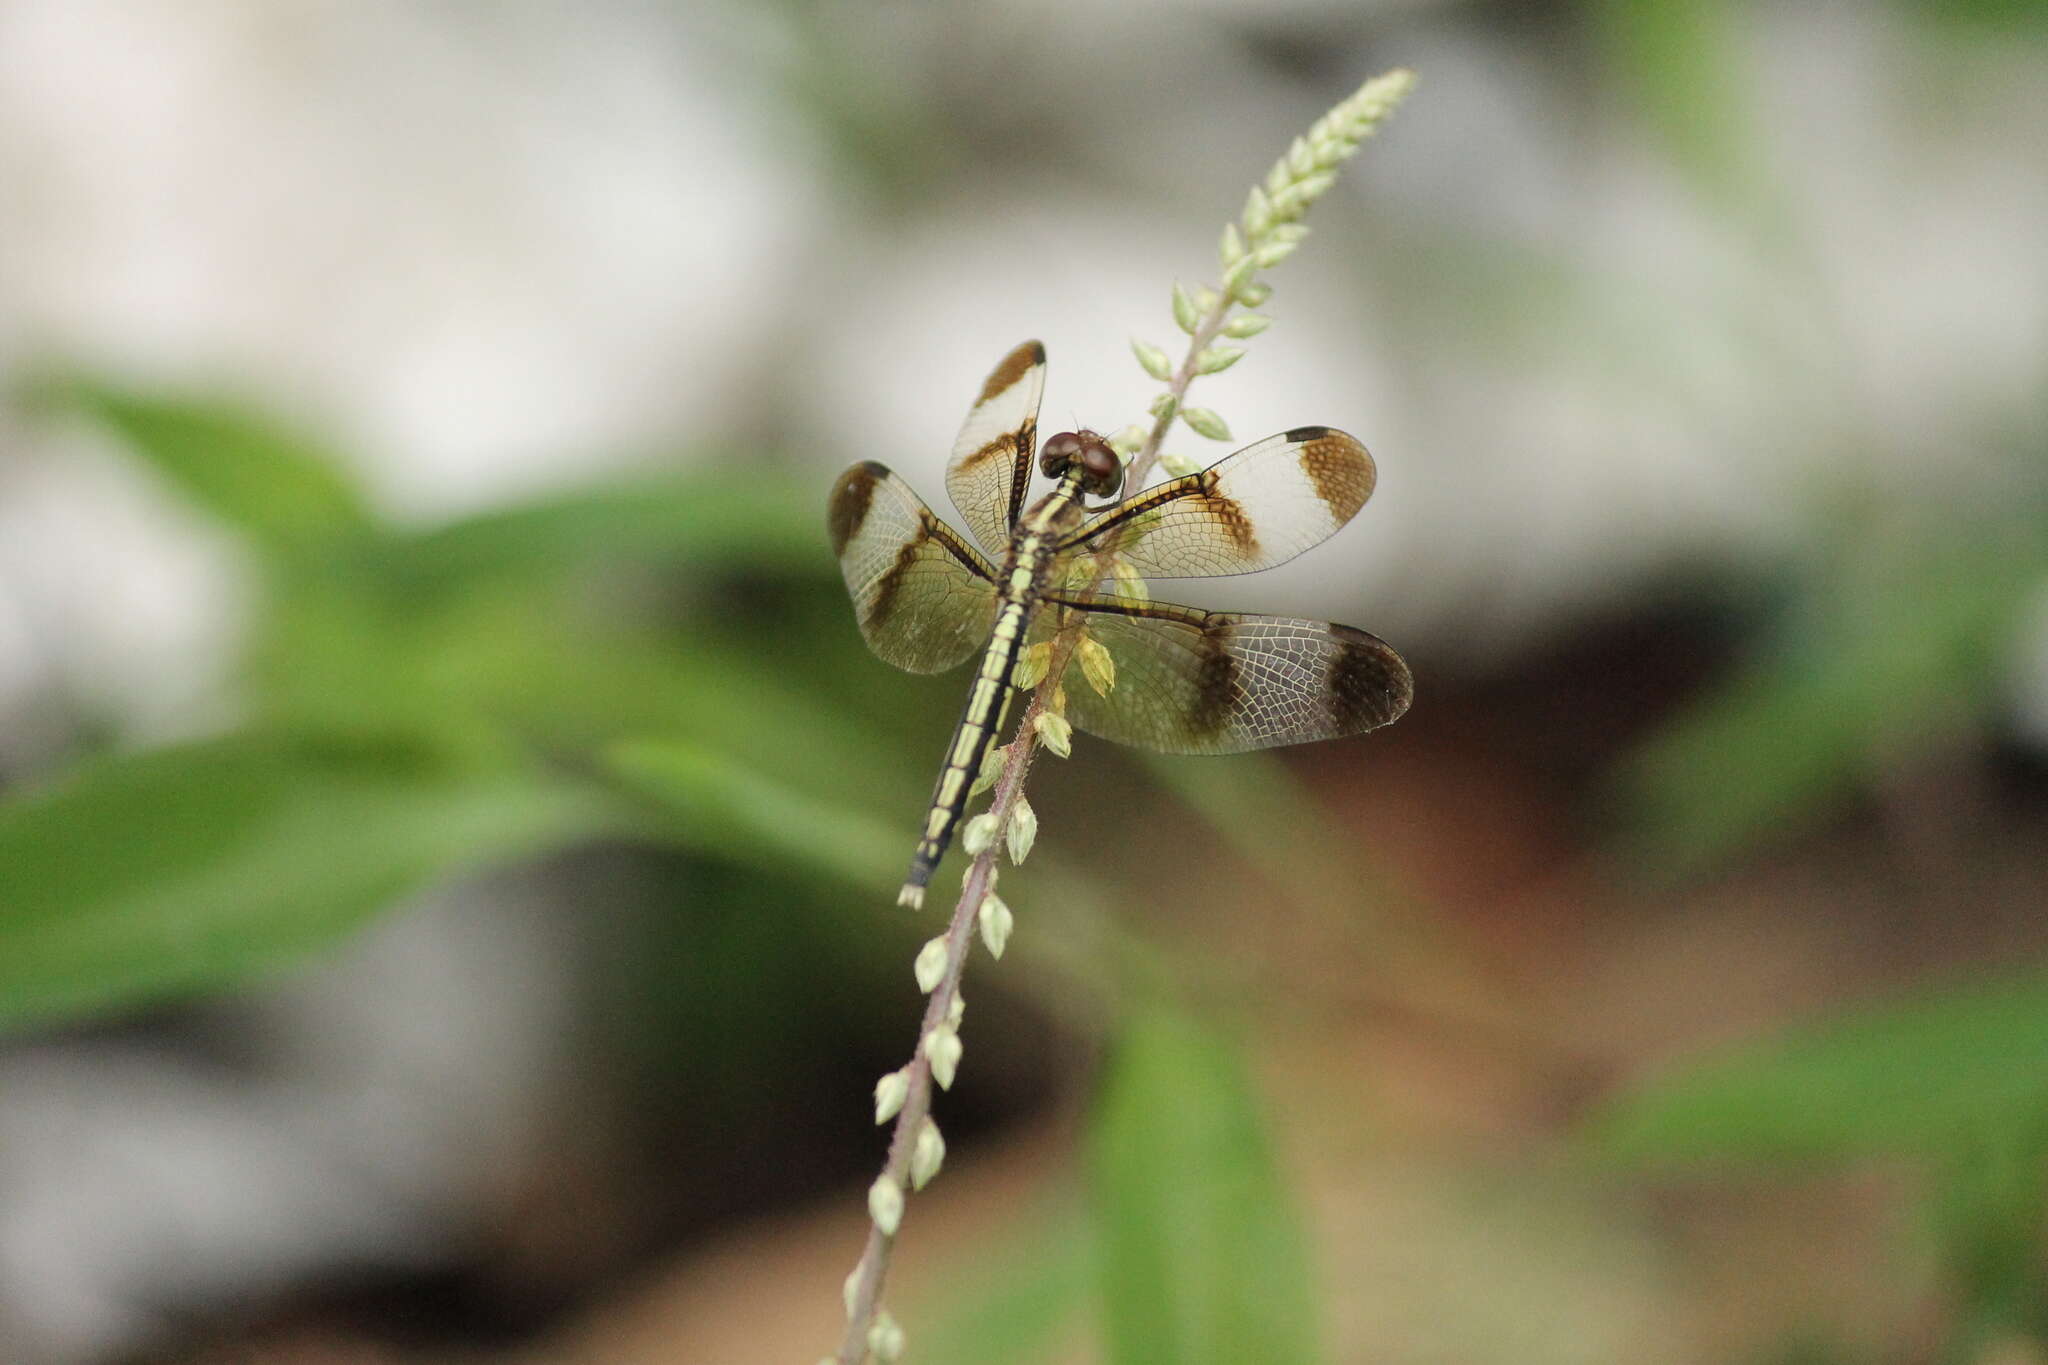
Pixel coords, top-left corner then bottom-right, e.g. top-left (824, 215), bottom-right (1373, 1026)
top-left (1038, 430), bottom-right (1084, 478)
top-left (1077, 435), bottom-right (1123, 499)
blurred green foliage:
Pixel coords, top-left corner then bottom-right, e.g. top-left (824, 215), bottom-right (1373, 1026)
top-left (2, 379), bottom-right (1331, 1363)
top-left (1589, 970), bottom-right (2048, 1167)
top-left (1, 380), bottom-right (935, 1031)
top-left (1590, 970), bottom-right (2048, 1346)
top-left (0, 730), bottom-right (613, 1032)
top-left (1615, 500), bottom-right (2048, 878)
top-left (1581, 5), bottom-right (2048, 1355)
top-left (1091, 1008), bottom-right (1322, 1365)
top-left (1588, 0), bottom-right (1755, 206)
top-left (926, 1006), bottom-right (1322, 1365)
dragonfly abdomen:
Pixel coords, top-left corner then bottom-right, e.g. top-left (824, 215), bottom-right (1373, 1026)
top-left (895, 475), bottom-right (1085, 910)
top-left (896, 593), bottom-right (1033, 909)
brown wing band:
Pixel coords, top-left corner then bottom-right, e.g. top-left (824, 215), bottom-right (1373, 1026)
top-left (828, 460), bottom-right (887, 557)
top-left (1324, 623), bottom-right (1412, 731)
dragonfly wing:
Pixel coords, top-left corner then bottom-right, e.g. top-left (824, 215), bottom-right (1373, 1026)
top-left (945, 340), bottom-right (1046, 559)
top-left (829, 460), bottom-right (999, 674)
top-left (1045, 589), bottom-right (1411, 754)
top-left (1062, 427), bottom-right (1374, 579)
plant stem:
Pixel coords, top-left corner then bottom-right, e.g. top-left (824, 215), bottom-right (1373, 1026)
top-left (830, 69), bottom-right (1415, 1359)
top-left (834, 694), bottom-right (1050, 1363)
top-left (832, 299), bottom-right (1234, 1363)
top-left (1131, 298), bottom-right (1235, 493)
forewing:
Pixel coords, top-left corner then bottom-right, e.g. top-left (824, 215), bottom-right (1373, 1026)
top-left (828, 460), bottom-right (999, 674)
top-left (1045, 590), bottom-right (1411, 755)
top-left (1062, 427), bottom-right (1375, 579)
top-left (946, 340), bottom-right (1046, 558)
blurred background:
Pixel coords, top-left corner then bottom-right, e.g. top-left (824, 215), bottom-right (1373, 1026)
top-left (2, 1), bottom-right (2046, 1362)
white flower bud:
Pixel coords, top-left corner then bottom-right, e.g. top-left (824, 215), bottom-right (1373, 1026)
top-left (1287, 134), bottom-right (1315, 176)
top-left (913, 935), bottom-right (949, 993)
top-left (961, 812), bottom-right (999, 856)
top-left (910, 1117), bottom-right (947, 1190)
top-left (1131, 339), bottom-right (1173, 381)
top-left (978, 893), bottom-right (1014, 959)
top-left (1218, 221), bottom-right (1246, 268)
top-left (1006, 797), bottom-right (1038, 864)
top-left (1254, 239), bottom-right (1299, 270)
top-left (1221, 254), bottom-right (1258, 300)
top-left (874, 1068), bottom-right (909, 1124)
top-left (1079, 637), bottom-right (1117, 695)
top-left (924, 1024), bottom-right (963, 1090)
top-left (925, 1023), bottom-right (962, 1088)
top-left (970, 741), bottom-right (1009, 796)
top-left (869, 1309), bottom-right (906, 1361)
top-left (1111, 558), bottom-right (1150, 600)
top-left (1242, 184), bottom-right (1273, 238)
top-left (1199, 345), bottom-right (1248, 375)
top-left (1013, 642), bottom-right (1052, 691)
top-left (868, 1175), bottom-right (904, 1236)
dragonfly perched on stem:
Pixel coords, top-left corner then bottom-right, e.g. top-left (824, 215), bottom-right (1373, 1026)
top-left (828, 340), bottom-right (1412, 909)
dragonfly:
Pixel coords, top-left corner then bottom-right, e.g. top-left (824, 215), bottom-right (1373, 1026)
top-left (828, 340), bottom-right (1412, 909)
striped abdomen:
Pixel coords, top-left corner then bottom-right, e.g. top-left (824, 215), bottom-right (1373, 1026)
top-left (896, 595), bottom-right (1032, 907)
top-left (896, 477), bottom-right (1081, 909)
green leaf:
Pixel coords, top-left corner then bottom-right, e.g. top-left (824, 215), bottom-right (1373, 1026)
top-left (0, 735), bottom-right (621, 1033)
top-left (40, 380), bottom-right (372, 554)
top-left (1586, 0), bottom-right (1754, 203)
top-left (371, 471), bottom-right (822, 595)
top-left (1932, 1129), bottom-right (2048, 1343)
top-left (253, 563), bottom-right (913, 804)
top-left (918, 1207), bottom-right (1094, 1365)
top-left (607, 739), bottom-right (904, 891)
top-left (1585, 970), bottom-right (2048, 1168)
top-left (1615, 522), bottom-right (2047, 879)
top-left (1090, 1008), bottom-right (1321, 1365)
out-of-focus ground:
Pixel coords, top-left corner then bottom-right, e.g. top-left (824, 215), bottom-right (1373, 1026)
top-left (4, 1), bottom-right (2046, 1362)
top-left (150, 621), bottom-right (2047, 1363)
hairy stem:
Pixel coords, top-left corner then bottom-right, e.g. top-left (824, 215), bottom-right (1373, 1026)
top-left (1131, 297), bottom-right (1236, 494)
top-left (834, 692), bottom-right (1051, 1363)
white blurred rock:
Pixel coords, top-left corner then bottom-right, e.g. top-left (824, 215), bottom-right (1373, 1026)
top-left (0, 0), bottom-right (825, 517)
top-left (0, 867), bottom-right (584, 1364)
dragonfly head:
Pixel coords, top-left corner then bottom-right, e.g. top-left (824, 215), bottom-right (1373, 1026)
top-left (1039, 429), bottom-right (1124, 500)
